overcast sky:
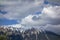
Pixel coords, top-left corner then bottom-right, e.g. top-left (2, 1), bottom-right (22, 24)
top-left (0, 0), bottom-right (60, 35)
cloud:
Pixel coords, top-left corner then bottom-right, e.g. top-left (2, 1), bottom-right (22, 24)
top-left (21, 15), bottom-right (48, 26)
top-left (45, 24), bottom-right (60, 35)
top-left (47, 0), bottom-right (60, 5)
top-left (42, 6), bottom-right (60, 25)
top-left (0, 14), bottom-right (4, 18)
top-left (42, 6), bottom-right (60, 18)
top-left (20, 5), bottom-right (60, 34)
top-left (0, 0), bottom-right (44, 20)
top-left (0, 0), bottom-right (60, 26)
top-left (21, 5), bottom-right (60, 26)
top-left (0, 0), bottom-right (60, 35)
top-left (5, 24), bottom-right (22, 28)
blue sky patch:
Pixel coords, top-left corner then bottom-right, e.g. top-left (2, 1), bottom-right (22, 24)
top-left (0, 10), bottom-right (7, 14)
top-left (0, 18), bottom-right (18, 25)
top-left (44, 0), bottom-right (49, 4)
top-left (35, 12), bottom-right (41, 15)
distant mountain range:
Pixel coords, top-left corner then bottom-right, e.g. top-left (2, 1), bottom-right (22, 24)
top-left (0, 27), bottom-right (60, 40)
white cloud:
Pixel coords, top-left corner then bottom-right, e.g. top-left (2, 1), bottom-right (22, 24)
top-left (3, 24), bottom-right (23, 28)
top-left (21, 15), bottom-right (48, 26)
top-left (0, 0), bottom-right (44, 20)
top-left (0, 0), bottom-right (60, 34)
top-left (21, 15), bottom-right (42, 26)
top-left (0, 0), bottom-right (60, 26)
top-left (21, 5), bottom-right (60, 26)
top-left (42, 6), bottom-right (60, 18)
